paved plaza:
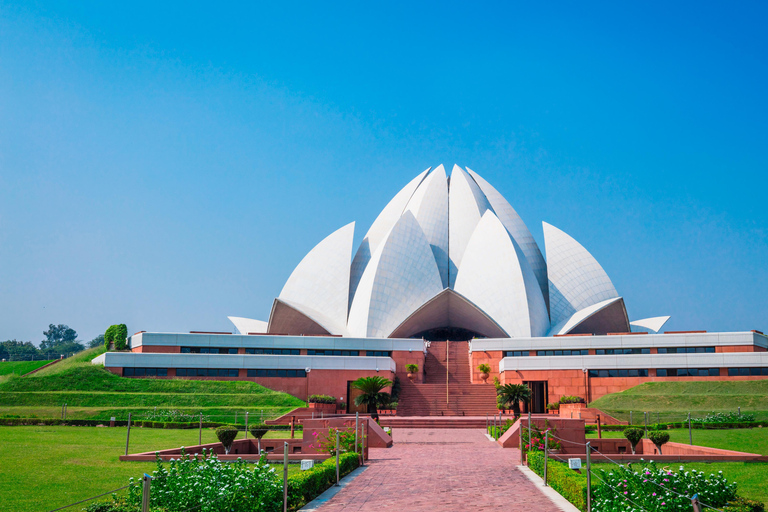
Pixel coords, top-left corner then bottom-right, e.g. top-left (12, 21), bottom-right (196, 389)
top-left (313, 428), bottom-right (565, 512)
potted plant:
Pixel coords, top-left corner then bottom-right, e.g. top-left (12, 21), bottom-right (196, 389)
top-left (547, 402), bottom-right (560, 414)
top-left (405, 364), bottom-right (418, 382)
top-left (497, 384), bottom-right (531, 419)
top-left (308, 394), bottom-right (337, 411)
top-left (477, 363), bottom-right (491, 383)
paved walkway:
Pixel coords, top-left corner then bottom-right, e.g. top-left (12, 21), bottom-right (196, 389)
top-left (313, 428), bottom-right (565, 512)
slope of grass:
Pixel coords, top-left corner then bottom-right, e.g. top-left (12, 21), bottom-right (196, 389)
top-left (0, 348), bottom-right (305, 421)
top-left (0, 360), bottom-right (52, 376)
top-left (586, 427), bottom-right (768, 455)
top-left (0, 426), bottom-right (302, 512)
top-left (590, 380), bottom-right (768, 422)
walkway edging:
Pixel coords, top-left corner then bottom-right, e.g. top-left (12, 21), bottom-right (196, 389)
top-left (516, 465), bottom-right (580, 512)
top-left (299, 465), bottom-right (368, 511)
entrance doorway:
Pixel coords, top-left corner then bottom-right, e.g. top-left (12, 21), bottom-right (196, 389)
top-left (346, 381), bottom-right (366, 414)
top-left (524, 381), bottom-right (548, 414)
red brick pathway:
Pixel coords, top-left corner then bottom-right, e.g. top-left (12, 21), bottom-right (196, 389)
top-left (314, 428), bottom-right (563, 511)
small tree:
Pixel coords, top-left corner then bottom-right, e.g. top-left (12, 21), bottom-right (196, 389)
top-left (648, 431), bottom-right (670, 455)
top-left (623, 427), bottom-right (644, 455)
top-left (249, 424), bottom-right (269, 454)
top-left (215, 425), bottom-right (239, 454)
top-left (351, 376), bottom-right (392, 421)
top-left (497, 384), bottom-right (531, 418)
top-left (405, 364), bottom-right (418, 373)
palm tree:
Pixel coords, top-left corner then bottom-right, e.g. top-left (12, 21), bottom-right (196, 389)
top-left (497, 384), bottom-right (531, 418)
top-left (351, 376), bottom-right (392, 421)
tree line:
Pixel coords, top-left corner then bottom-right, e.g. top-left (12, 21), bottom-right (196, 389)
top-left (0, 324), bottom-right (103, 361)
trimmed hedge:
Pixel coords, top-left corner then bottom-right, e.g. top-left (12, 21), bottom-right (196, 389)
top-left (0, 417), bottom-right (303, 430)
top-left (528, 451), bottom-right (588, 512)
top-left (586, 421), bottom-right (764, 432)
top-left (287, 452), bottom-right (359, 510)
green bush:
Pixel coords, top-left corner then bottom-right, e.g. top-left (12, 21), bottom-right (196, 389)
top-left (104, 325), bottom-right (116, 349)
top-left (114, 324), bottom-right (128, 351)
top-left (214, 425), bottom-right (239, 454)
top-left (249, 424), bottom-right (269, 439)
top-left (308, 394), bottom-right (336, 404)
top-left (405, 364), bottom-right (419, 373)
top-left (724, 496), bottom-right (765, 512)
top-left (287, 452), bottom-right (359, 510)
top-left (559, 395), bottom-right (586, 404)
top-left (648, 430), bottom-right (671, 454)
top-left (528, 451), bottom-right (587, 511)
top-left (623, 427), bottom-right (644, 454)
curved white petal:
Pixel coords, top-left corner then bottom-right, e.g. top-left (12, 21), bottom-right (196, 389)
top-left (403, 164), bottom-right (449, 288)
top-left (447, 165), bottom-right (493, 287)
top-left (349, 169), bottom-right (430, 308)
top-left (347, 211), bottom-right (444, 338)
top-left (454, 211), bottom-right (550, 337)
top-left (630, 316), bottom-right (671, 334)
top-left (547, 297), bottom-right (629, 336)
top-left (228, 316), bottom-right (268, 335)
top-left (466, 167), bottom-right (549, 307)
top-left (279, 221), bottom-right (355, 330)
top-left (543, 222), bottom-right (619, 327)
top-left (268, 298), bottom-right (347, 336)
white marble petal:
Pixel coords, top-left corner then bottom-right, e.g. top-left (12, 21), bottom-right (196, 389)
top-left (631, 316), bottom-right (671, 334)
top-left (547, 297), bottom-right (624, 336)
top-left (454, 211), bottom-right (550, 337)
top-left (447, 165), bottom-right (493, 287)
top-left (347, 211), bottom-right (444, 338)
top-left (466, 167), bottom-right (549, 307)
top-left (279, 222), bottom-right (355, 330)
top-left (349, 169), bottom-right (430, 309)
top-left (403, 164), bottom-right (449, 288)
top-left (227, 316), bottom-right (268, 335)
top-left (543, 222), bottom-right (619, 327)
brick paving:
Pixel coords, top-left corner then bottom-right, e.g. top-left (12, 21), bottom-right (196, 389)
top-left (314, 428), bottom-right (564, 512)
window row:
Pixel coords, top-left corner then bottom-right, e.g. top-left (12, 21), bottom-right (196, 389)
top-left (245, 348), bottom-right (300, 355)
top-left (588, 369), bottom-right (649, 378)
top-left (247, 369), bottom-right (307, 378)
top-left (727, 367), bottom-right (768, 376)
top-left (658, 346), bottom-right (715, 354)
top-left (176, 368), bottom-right (239, 377)
top-left (123, 368), bottom-right (168, 377)
top-left (538, 349), bottom-right (589, 356)
top-left (366, 351), bottom-right (391, 357)
top-left (596, 348), bottom-right (651, 355)
top-left (504, 351), bottom-right (530, 357)
top-left (657, 368), bottom-right (720, 377)
top-left (307, 349), bottom-right (359, 356)
top-left (181, 347), bottom-right (238, 354)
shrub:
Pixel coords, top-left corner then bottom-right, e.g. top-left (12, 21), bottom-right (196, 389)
top-left (694, 411), bottom-right (756, 423)
top-left (308, 394), bottom-right (336, 404)
top-left (547, 402), bottom-right (560, 411)
top-left (593, 461), bottom-right (737, 512)
top-left (287, 452), bottom-right (358, 510)
top-left (104, 325), bottom-right (116, 349)
top-left (559, 395), bottom-right (586, 404)
top-left (648, 431), bottom-right (670, 454)
top-left (249, 424), bottom-right (269, 439)
top-left (405, 363), bottom-right (419, 373)
top-left (623, 427), bottom-right (644, 455)
top-left (113, 324), bottom-right (128, 350)
top-left (493, 376), bottom-right (501, 389)
top-left (215, 425), bottom-right (239, 454)
top-left (724, 496), bottom-right (765, 512)
top-left (528, 451), bottom-right (587, 511)
top-left (477, 363), bottom-right (491, 374)
top-left (310, 427), bottom-right (361, 455)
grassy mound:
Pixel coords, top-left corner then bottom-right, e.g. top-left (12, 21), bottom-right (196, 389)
top-left (0, 360), bottom-right (53, 377)
top-left (0, 347), bottom-right (304, 422)
top-left (590, 380), bottom-right (768, 421)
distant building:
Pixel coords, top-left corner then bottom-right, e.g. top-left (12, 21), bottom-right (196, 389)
top-left (93, 165), bottom-right (768, 414)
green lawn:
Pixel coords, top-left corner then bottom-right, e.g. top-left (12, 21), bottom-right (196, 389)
top-left (0, 347), bottom-right (305, 423)
top-left (0, 360), bottom-right (52, 377)
top-left (0, 426), bottom-right (301, 512)
top-left (586, 427), bottom-right (768, 455)
top-left (590, 380), bottom-right (768, 422)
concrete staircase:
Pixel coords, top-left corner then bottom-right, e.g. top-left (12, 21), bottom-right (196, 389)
top-left (396, 341), bottom-right (498, 417)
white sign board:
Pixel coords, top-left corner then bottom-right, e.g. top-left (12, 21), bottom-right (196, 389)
top-left (300, 459), bottom-right (315, 471)
top-left (568, 458), bottom-right (582, 470)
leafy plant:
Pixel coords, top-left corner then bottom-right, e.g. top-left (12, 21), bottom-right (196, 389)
top-left (477, 363), bottom-right (491, 374)
top-left (522, 421), bottom-right (561, 451)
top-left (351, 376), bottom-right (392, 420)
top-left (104, 325), bottom-right (115, 349)
top-left (497, 383), bottom-right (531, 417)
top-left (249, 424), bottom-right (269, 454)
top-left (287, 452), bottom-right (358, 510)
top-left (648, 431), bottom-right (670, 454)
top-left (405, 363), bottom-right (419, 373)
top-left (215, 425), bottom-right (239, 454)
top-left (694, 411), bottom-right (756, 423)
top-left (104, 324), bottom-right (128, 351)
top-left (592, 461), bottom-right (737, 512)
top-left (528, 451), bottom-right (587, 511)
top-left (547, 402), bottom-right (560, 411)
top-left (492, 376), bottom-right (501, 390)
top-left (308, 394), bottom-right (336, 404)
top-left (309, 426), bottom-right (361, 455)
top-left (559, 395), bottom-right (586, 404)
top-left (623, 427), bottom-right (644, 455)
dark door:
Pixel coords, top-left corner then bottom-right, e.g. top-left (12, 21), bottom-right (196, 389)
top-left (346, 381), bottom-right (366, 414)
top-left (524, 381), bottom-right (548, 413)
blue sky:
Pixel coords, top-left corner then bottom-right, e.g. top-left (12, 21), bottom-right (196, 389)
top-left (1, 1), bottom-right (766, 343)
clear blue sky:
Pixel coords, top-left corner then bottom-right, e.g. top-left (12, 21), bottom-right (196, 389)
top-left (1, 1), bottom-right (766, 344)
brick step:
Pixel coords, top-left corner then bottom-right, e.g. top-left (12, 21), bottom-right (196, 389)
top-left (379, 417), bottom-right (491, 428)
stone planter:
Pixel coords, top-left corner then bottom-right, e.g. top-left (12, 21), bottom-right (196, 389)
top-left (480, 372), bottom-right (489, 383)
top-left (559, 402), bottom-right (587, 419)
top-left (406, 372), bottom-right (415, 382)
top-left (308, 402), bottom-right (336, 412)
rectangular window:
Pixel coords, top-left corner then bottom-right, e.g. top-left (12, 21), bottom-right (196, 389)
top-left (598, 369), bottom-right (609, 377)
top-left (366, 351), bottom-right (391, 357)
top-left (657, 369), bottom-right (668, 377)
top-left (308, 349), bottom-right (359, 356)
top-left (596, 349), bottom-right (605, 355)
top-left (588, 370), bottom-right (598, 377)
top-left (628, 369), bottom-right (639, 377)
top-left (618, 369), bottom-right (628, 377)
top-left (123, 367), bottom-right (134, 376)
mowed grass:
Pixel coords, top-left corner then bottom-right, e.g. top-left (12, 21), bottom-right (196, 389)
top-left (0, 360), bottom-right (52, 377)
top-left (0, 347), bottom-right (305, 422)
top-left (585, 427), bottom-right (768, 455)
top-left (589, 380), bottom-right (768, 422)
top-left (0, 426), bottom-right (300, 512)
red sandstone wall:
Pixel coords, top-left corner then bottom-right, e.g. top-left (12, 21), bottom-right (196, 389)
top-left (391, 351), bottom-right (425, 383)
top-left (470, 350), bottom-right (503, 384)
top-left (131, 346), bottom-right (181, 353)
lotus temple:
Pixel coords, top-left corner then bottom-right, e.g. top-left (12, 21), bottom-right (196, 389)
top-left (94, 165), bottom-right (768, 416)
